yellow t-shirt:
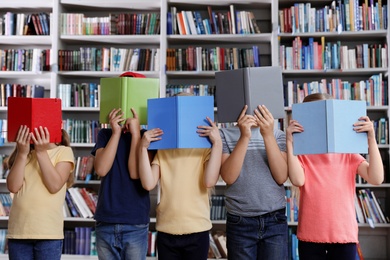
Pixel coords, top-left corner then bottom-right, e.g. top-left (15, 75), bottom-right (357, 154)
top-left (7, 146), bottom-right (75, 239)
top-left (152, 148), bottom-right (212, 235)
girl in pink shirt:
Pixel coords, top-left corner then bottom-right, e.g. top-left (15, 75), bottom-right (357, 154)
top-left (286, 93), bottom-right (384, 260)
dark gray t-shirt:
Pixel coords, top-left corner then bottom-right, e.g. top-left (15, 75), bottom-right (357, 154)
top-left (220, 126), bottom-right (287, 217)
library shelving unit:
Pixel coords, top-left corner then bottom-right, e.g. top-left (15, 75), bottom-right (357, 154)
top-left (1, 0), bottom-right (390, 259)
top-left (278, 0), bottom-right (390, 259)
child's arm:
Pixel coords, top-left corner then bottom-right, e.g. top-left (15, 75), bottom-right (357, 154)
top-left (355, 116), bottom-right (384, 185)
top-left (94, 109), bottom-right (123, 177)
top-left (285, 119), bottom-right (305, 187)
top-left (197, 117), bottom-right (222, 188)
top-left (124, 108), bottom-right (141, 179)
top-left (254, 105), bottom-right (288, 185)
top-left (138, 128), bottom-right (162, 190)
top-left (220, 105), bottom-right (257, 184)
top-left (7, 125), bottom-right (31, 193)
top-left (32, 127), bottom-right (73, 194)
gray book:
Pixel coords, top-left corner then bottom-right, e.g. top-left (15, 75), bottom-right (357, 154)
top-left (215, 66), bottom-right (285, 123)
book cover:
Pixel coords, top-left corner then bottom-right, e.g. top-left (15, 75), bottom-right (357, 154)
top-left (7, 97), bottom-right (62, 143)
top-left (215, 66), bottom-right (285, 123)
top-left (99, 77), bottom-right (159, 125)
top-left (147, 96), bottom-right (214, 149)
top-left (292, 99), bottom-right (368, 155)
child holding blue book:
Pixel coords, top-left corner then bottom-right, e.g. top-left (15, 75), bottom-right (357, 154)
top-left (138, 109), bottom-right (222, 260)
top-left (286, 93), bottom-right (384, 259)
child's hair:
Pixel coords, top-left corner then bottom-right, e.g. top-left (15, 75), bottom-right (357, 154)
top-left (6, 129), bottom-right (74, 188)
top-left (303, 93), bottom-right (333, 103)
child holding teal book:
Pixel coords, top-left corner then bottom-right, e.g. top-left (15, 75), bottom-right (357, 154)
top-left (286, 93), bottom-right (384, 259)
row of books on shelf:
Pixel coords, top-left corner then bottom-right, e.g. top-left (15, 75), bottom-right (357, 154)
top-left (355, 188), bottom-right (390, 226)
top-left (63, 227), bottom-right (96, 256)
top-left (279, 38), bottom-right (387, 71)
top-left (58, 48), bottom-right (160, 72)
top-left (168, 5), bottom-right (261, 36)
top-left (64, 188), bottom-right (97, 219)
top-left (210, 195), bottom-right (226, 221)
top-left (74, 156), bottom-right (96, 182)
top-left (284, 74), bottom-right (388, 107)
top-left (60, 12), bottom-right (160, 36)
top-left (166, 84), bottom-right (215, 99)
top-left (279, 1), bottom-right (387, 33)
top-left (63, 119), bottom-right (100, 144)
top-left (58, 83), bottom-right (99, 108)
top-left (166, 46), bottom-right (261, 72)
top-left (0, 84), bottom-right (44, 106)
top-left (0, 49), bottom-right (50, 72)
top-left (0, 12), bottom-right (50, 36)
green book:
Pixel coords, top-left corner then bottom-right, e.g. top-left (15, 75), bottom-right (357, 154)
top-left (99, 77), bottom-right (160, 125)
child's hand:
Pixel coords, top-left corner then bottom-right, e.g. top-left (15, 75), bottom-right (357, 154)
top-left (197, 117), bottom-right (221, 145)
top-left (15, 125), bottom-right (31, 155)
top-left (254, 105), bottom-right (274, 137)
top-left (237, 105), bottom-right (257, 138)
top-left (109, 108), bottom-right (124, 135)
top-left (31, 126), bottom-right (50, 153)
top-left (141, 128), bottom-right (163, 148)
top-left (124, 108), bottom-right (140, 135)
top-left (286, 119), bottom-right (304, 143)
top-left (354, 116), bottom-right (375, 138)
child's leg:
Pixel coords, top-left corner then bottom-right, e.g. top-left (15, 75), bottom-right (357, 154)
top-left (327, 243), bottom-right (357, 260)
top-left (298, 241), bottom-right (327, 260)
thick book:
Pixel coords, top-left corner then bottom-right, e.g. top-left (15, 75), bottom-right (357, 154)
top-left (292, 99), bottom-right (368, 155)
top-left (147, 96), bottom-right (214, 149)
top-left (215, 66), bottom-right (285, 123)
top-left (7, 97), bottom-right (62, 143)
top-left (99, 77), bottom-right (159, 125)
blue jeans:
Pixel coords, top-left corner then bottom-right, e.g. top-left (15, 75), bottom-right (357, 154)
top-left (95, 221), bottom-right (149, 260)
top-left (8, 239), bottom-right (63, 260)
top-left (226, 208), bottom-right (288, 260)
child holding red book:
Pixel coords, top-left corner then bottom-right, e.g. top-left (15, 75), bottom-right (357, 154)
top-left (7, 126), bottom-right (75, 260)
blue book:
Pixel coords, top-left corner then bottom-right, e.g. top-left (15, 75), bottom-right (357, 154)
top-left (215, 66), bottom-right (285, 123)
top-left (147, 96), bottom-right (214, 149)
top-left (292, 99), bottom-right (368, 155)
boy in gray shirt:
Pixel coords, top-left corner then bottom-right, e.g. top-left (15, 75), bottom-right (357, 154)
top-left (219, 105), bottom-right (288, 260)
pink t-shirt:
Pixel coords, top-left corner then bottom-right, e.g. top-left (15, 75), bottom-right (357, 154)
top-left (297, 153), bottom-right (365, 243)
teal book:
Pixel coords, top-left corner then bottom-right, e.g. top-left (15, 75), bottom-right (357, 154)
top-left (292, 99), bottom-right (368, 155)
top-left (147, 96), bottom-right (214, 149)
top-left (215, 66), bottom-right (285, 123)
top-left (99, 77), bottom-right (159, 125)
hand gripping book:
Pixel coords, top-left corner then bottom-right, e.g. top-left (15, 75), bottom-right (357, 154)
top-left (147, 95), bottom-right (214, 149)
top-left (7, 97), bottom-right (62, 143)
top-left (215, 66), bottom-right (285, 123)
top-left (292, 99), bottom-right (368, 155)
top-left (99, 77), bottom-right (159, 125)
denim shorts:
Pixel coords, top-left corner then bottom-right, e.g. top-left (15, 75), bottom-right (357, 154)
top-left (8, 239), bottom-right (63, 260)
top-left (226, 208), bottom-right (288, 260)
top-left (95, 221), bottom-right (149, 260)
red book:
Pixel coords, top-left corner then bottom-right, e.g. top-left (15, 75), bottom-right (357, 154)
top-left (7, 97), bottom-right (62, 143)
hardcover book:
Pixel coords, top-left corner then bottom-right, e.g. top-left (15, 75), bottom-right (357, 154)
top-left (215, 66), bottom-right (285, 123)
top-left (292, 99), bottom-right (368, 155)
top-left (7, 97), bottom-right (62, 143)
top-left (99, 77), bottom-right (159, 125)
top-left (147, 96), bottom-right (214, 149)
